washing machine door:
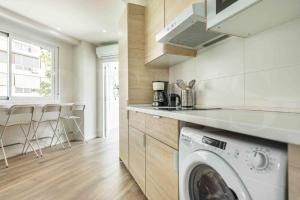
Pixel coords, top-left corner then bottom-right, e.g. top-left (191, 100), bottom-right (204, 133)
top-left (180, 150), bottom-right (252, 200)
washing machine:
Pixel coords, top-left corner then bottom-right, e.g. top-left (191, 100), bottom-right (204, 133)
top-left (179, 127), bottom-right (287, 200)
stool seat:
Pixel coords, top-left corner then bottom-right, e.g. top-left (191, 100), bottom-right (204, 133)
top-left (32, 119), bottom-right (59, 122)
top-left (0, 105), bottom-right (39, 167)
top-left (24, 104), bottom-right (67, 156)
top-left (60, 115), bottom-right (80, 120)
top-left (0, 122), bottom-right (31, 127)
top-left (53, 104), bottom-right (86, 146)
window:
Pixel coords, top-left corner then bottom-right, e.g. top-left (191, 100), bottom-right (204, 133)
top-left (0, 32), bottom-right (58, 100)
top-left (0, 32), bottom-right (8, 98)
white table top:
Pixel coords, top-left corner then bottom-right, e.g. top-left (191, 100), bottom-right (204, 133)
top-left (127, 105), bottom-right (300, 145)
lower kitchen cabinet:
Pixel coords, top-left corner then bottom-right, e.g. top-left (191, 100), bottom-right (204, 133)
top-left (129, 127), bottom-right (146, 193)
top-left (146, 135), bottom-right (179, 200)
top-left (288, 144), bottom-right (300, 200)
top-left (145, 114), bottom-right (179, 150)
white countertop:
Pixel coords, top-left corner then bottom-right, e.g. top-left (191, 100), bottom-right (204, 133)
top-left (127, 105), bottom-right (300, 145)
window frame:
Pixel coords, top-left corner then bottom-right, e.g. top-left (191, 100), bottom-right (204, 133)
top-left (0, 31), bottom-right (59, 102)
top-left (0, 31), bottom-right (9, 100)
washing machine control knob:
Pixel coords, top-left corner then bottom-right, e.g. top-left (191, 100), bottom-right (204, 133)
top-left (249, 151), bottom-right (269, 170)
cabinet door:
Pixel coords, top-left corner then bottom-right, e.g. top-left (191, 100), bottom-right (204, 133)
top-left (146, 136), bottom-right (179, 200)
top-left (119, 7), bottom-right (129, 168)
top-left (129, 111), bottom-right (146, 132)
top-left (289, 144), bottom-right (300, 200)
top-left (145, 115), bottom-right (179, 150)
top-left (165, 0), bottom-right (200, 25)
top-left (145, 0), bottom-right (165, 64)
top-left (129, 127), bottom-right (146, 193)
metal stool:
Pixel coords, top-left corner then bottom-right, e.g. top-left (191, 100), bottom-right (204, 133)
top-left (49, 105), bottom-right (72, 148)
top-left (55, 104), bottom-right (86, 145)
top-left (24, 104), bottom-right (66, 156)
top-left (0, 105), bottom-right (39, 167)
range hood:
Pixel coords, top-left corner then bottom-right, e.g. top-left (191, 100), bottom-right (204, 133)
top-left (156, 2), bottom-right (228, 49)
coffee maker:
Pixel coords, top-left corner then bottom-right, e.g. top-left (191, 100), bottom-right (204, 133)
top-left (152, 81), bottom-right (168, 107)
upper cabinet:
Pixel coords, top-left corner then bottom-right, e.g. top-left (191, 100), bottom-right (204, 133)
top-left (145, 0), bottom-right (197, 67)
top-left (145, 0), bottom-right (165, 65)
top-left (207, 0), bottom-right (300, 37)
top-left (164, 0), bottom-right (200, 25)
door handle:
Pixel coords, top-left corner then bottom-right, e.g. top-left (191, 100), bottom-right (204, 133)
top-left (152, 115), bottom-right (161, 119)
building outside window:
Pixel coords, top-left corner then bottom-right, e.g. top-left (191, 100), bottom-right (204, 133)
top-left (0, 32), bottom-right (58, 100)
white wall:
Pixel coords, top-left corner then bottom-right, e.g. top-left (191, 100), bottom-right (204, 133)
top-left (170, 18), bottom-right (300, 112)
top-left (0, 17), bottom-right (74, 146)
top-left (96, 59), bottom-right (105, 138)
top-left (0, 17), bottom-right (74, 103)
top-left (73, 41), bottom-right (97, 140)
top-left (0, 16), bottom-right (99, 160)
top-left (96, 44), bottom-right (119, 138)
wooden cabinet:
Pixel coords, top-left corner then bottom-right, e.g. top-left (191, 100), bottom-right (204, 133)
top-left (129, 111), bottom-right (146, 132)
top-left (129, 127), bottom-right (146, 193)
top-left (119, 7), bottom-right (129, 167)
top-left (118, 3), bottom-right (169, 167)
top-left (145, 0), bottom-right (165, 64)
top-left (128, 111), bottom-right (180, 199)
top-left (145, 0), bottom-right (196, 67)
top-left (145, 115), bottom-right (180, 150)
top-left (165, 0), bottom-right (200, 25)
top-left (288, 144), bottom-right (300, 200)
top-left (146, 135), bottom-right (179, 200)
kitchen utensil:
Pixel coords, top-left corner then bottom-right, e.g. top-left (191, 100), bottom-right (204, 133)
top-left (181, 89), bottom-right (194, 107)
top-left (169, 93), bottom-right (181, 107)
top-left (176, 79), bottom-right (186, 90)
top-left (188, 80), bottom-right (196, 89)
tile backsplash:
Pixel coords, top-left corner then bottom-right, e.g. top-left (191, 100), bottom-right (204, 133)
top-left (169, 18), bottom-right (300, 111)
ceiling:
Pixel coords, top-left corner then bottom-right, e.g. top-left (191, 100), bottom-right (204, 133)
top-left (0, 0), bottom-right (125, 45)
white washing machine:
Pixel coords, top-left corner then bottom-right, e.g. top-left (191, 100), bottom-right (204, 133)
top-left (179, 127), bottom-right (287, 200)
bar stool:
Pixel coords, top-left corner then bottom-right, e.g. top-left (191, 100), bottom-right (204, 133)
top-left (53, 104), bottom-right (86, 146)
top-left (24, 104), bottom-right (66, 156)
top-left (0, 105), bottom-right (39, 167)
top-left (49, 105), bottom-right (72, 148)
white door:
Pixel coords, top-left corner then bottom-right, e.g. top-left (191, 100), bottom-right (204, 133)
top-left (180, 150), bottom-right (252, 200)
top-left (103, 61), bottom-right (119, 139)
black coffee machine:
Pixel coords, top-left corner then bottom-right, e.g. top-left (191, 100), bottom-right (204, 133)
top-left (152, 81), bottom-right (168, 107)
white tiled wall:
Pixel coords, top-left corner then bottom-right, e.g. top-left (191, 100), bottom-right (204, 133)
top-left (169, 18), bottom-right (300, 111)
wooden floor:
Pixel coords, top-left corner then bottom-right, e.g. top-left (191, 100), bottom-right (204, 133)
top-left (0, 137), bottom-right (146, 200)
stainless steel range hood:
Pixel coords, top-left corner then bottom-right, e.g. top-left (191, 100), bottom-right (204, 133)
top-left (156, 2), bottom-right (228, 49)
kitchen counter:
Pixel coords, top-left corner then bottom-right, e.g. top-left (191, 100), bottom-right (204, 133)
top-left (127, 105), bottom-right (300, 145)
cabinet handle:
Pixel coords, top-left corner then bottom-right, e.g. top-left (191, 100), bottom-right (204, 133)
top-left (143, 134), bottom-right (146, 147)
top-left (173, 151), bottom-right (179, 172)
top-left (152, 115), bottom-right (161, 119)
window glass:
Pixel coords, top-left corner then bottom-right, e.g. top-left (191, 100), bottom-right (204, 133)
top-left (11, 39), bottom-right (54, 97)
top-left (189, 164), bottom-right (238, 200)
top-left (0, 34), bottom-right (8, 97)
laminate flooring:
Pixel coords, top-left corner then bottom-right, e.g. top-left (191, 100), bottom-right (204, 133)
top-left (0, 137), bottom-right (146, 200)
